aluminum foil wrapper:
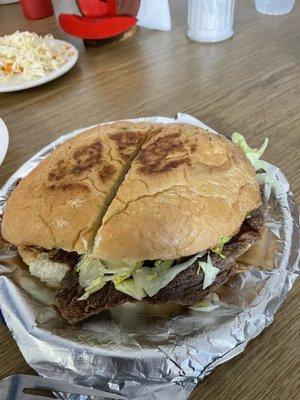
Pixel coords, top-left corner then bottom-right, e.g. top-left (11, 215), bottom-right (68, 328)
top-left (0, 114), bottom-right (299, 400)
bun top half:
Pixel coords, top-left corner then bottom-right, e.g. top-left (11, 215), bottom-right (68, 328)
top-left (2, 122), bottom-right (261, 260)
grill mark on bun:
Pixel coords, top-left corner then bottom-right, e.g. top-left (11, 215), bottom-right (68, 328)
top-left (47, 131), bottom-right (150, 186)
top-left (98, 164), bottom-right (117, 183)
top-left (110, 131), bottom-right (143, 159)
top-left (48, 140), bottom-right (104, 181)
top-left (71, 140), bottom-right (103, 174)
top-left (48, 160), bottom-right (69, 181)
top-left (190, 143), bottom-right (197, 153)
top-left (136, 132), bottom-right (192, 174)
top-left (47, 183), bottom-right (90, 192)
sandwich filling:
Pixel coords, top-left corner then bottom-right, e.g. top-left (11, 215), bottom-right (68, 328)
top-left (55, 203), bottom-right (265, 324)
top-left (19, 200), bottom-right (266, 324)
top-left (20, 201), bottom-right (265, 324)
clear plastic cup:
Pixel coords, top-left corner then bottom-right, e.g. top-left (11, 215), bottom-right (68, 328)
top-left (255, 0), bottom-right (295, 15)
top-left (187, 0), bottom-right (236, 43)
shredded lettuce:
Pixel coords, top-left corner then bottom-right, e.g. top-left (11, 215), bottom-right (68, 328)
top-left (189, 294), bottom-right (220, 312)
top-left (212, 235), bottom-right (231, 258)
top-left (114, 278), bottom-right (146, 301)
top-left (231, 132), bottom-right (282, 201)
top-left (154, 259), bottom-right (174, 269)
top-left (78, 276), bottom-right (107, 300)
top-left (77, 256), bottom-right (142, 300)
top-left (133, 253), bottom-right (205, 297)
top-left (231, 132), bottom-right (268, 170)
top-left (114, 261), bottom-right (175, 300)
top-left (189, 300), bottom-right (219, 312)
top-left (77, 253), bottom-right (208, 301)
top-left (198, 255), bottom-right (220, 289)
top-left (77, 257), bottom-right (106, 300)
top-left (101, 259), bottom-right (143, 273)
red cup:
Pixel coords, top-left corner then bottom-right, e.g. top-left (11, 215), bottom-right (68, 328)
top-left (20, 0), bottom-right (54, 20)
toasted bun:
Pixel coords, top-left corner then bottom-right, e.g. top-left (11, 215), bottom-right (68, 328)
top-left (2, 122), bottom-right (153, 253)
top-left (3, 121), bottom-right (261, 262)
top-left (93, 123), bottom-right (261, 260)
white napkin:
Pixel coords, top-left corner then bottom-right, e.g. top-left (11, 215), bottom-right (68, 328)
top-left (137, 0), bottom-right (172, 31)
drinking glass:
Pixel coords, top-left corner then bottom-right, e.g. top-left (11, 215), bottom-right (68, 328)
top-left (255, 0), bottom-right (295, 15)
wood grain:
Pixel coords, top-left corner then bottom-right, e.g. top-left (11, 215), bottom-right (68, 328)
top-left (0, 1), bottom-right (299, 399)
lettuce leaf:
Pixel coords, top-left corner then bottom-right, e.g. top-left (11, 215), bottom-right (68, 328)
top-left (102, 259), bottom-right (143, 273)
top-left (133, 252), bottom-right (205, 297)
top-left (212, 235), bottom-right (231, 258)
top-left (77, 256), bottom-right (142, 300)
top-left (231, 132), bottom-right (282, 201)
top-left (198, 254), bottom-right (220, 289)
top-left (189, 293), bottom-right (220, 312)
top-left (154, 259), bottom-right (174, 269)
top-left (77, 257), bottom-right (107, 300)
top-left (231, 132), bottom-right (268, 170)
top-left (114, 278), bottom-right (146, 301)
top-left (77, 253), bottom-right (214, 302)
top-left (78, 276), bottom-right (107, 301)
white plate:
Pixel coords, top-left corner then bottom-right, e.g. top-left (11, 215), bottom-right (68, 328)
top-left (0, 119), bottom-right (9, 166)
top-left (0, 1), bottom-right (19, 4)
top-left (0, 40), bottom-right (78, 93)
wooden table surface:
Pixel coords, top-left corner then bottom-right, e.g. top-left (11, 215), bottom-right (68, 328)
top-left (0, 1), bottom-right (299, 399)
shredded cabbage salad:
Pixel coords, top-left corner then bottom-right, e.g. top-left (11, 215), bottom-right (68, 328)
top-left (0, 31), bottom-right (74, 82)
top-left (76, 133), bottom-right (272, 303)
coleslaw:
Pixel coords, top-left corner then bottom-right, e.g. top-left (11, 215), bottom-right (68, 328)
top-left (0, 31), bottom-right (75, 82)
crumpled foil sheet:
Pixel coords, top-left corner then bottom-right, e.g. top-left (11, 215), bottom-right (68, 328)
top-left (0, 114), bottom-right (299, 400)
